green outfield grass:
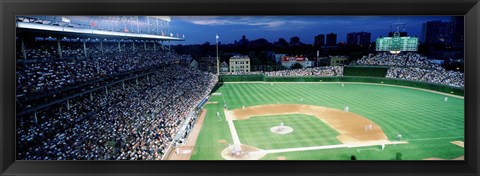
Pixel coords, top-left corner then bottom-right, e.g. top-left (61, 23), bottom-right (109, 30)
top-left (190, 82), bottom-right (464, 160)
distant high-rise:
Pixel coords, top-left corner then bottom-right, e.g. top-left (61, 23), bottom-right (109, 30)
top-left (346, 32), bottom-right (371, 46)
top-left (290, 36), bottom-right (301, 46)
top-left (451, 16), bottom-right (464, 46)
top-left (241, 35), bottom-right (248, 45)
top-left (421, 20), bottom-right (454, 45)
top-left (314, 34), bottom-right (325, 47)
top-left (234, 35), bottom-right (249, 46)
top-left (326, 33), bottom-right (337, 46)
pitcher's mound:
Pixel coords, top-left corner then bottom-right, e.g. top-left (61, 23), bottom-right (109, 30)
top-left (270, 126), bottom-right (294, 135)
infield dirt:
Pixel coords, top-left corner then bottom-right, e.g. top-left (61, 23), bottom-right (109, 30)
top-left (229, 104), bottom-right (394, 146)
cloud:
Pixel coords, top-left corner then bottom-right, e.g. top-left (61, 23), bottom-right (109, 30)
top-left (174, 16), bottom-right (315, 30)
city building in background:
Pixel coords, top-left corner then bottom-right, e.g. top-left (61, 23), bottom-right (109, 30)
top-left (450, 16), bottom-right (464, 47)
top-left (314, 34), bottom-right (325, 48)
top-left (326, 33), bottom-right (337, 46)
top-left (289, 36), bottom-right (301, 46)
top-left (274, 53), bottom-right (287, 64)
top-left (329, 56), bottom-right (350, 66)
top-left (198, 57), bottom-right (217, 73)
top-left (220, 61), bottom-right (229, 73)
top-left (346, 32), bottom-right (371, 46)
top-left (229, 55), bottom-right (250, 73)
top-left (422, 20), bottom-right (454, 45)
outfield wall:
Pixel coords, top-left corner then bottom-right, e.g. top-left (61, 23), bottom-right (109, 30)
top-left (218, 75), bottom-right (464, 96)
top-left (343, 66), bottom-right (389, 77)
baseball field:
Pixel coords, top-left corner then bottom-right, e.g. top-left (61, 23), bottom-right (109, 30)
top-left (180, 82), bottom-right (464, 160)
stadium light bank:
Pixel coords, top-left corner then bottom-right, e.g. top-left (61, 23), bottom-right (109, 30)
top-left (16, 22), bottom-right (185, 41)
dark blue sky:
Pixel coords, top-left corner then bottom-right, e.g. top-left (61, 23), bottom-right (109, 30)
top-left (168, 16), bottom-right (453, 45)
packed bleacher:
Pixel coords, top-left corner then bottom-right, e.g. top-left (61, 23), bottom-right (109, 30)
top-left (220, 66), bottom-right (343, 77)
top-left (221, 71), bottom-right (263, 75)
top-left (264, 66), bottom-right (343, 77)
top-left (386, 67), bottom-right (464, 87)
top-left (16, 49), bottom-right (190, 100)
top-left (356, 52), bottom-right (437, 69)
top-left (356, 52), bottom-right (464, 87)
top-left (219, 52), bottom-right (463, 88)
top-left (17, 64), bottom-right (218, 160)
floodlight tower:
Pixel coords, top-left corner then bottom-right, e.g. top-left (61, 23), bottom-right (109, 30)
top-left (216, 34), bottom-right (220, 76)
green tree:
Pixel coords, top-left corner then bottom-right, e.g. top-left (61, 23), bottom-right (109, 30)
top-left (291, 63), bottom-right (303, 69)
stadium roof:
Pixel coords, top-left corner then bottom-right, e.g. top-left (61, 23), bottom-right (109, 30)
top-left (148, 16), bottom-right (171, 22)
top-left (17, 21), bottom-right (184, 41)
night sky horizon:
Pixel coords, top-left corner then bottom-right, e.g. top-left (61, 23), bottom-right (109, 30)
top-left (168, 16), bottom-right (455, 45)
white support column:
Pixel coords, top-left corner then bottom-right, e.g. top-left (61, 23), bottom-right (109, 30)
top-left (33, 111), bottom-right (38, 124)
top-left (144, 41), bottom-right (147, 52)
top-left (105, 87), bottom-right (108, 95)
top-left (118, 41), bottom-right (122, 52)
top-left (83, 40), bottom-right (88, 58)
top-left (67, 99), bottom-right (70, 110)
top-left (57, 39), bottom-right (63, 59)
top-left (21, 38), bottom-right (27, 59)
top-left (136, 78), bottom-right (139, 85)
top-left (122, 81), bottom-right (125, 90)
top-left (153, 42), bottom-right (156, 51)
top-left (90, 92), bottom-right (93, 101)
top-left (100, 41), bottom-right (104, 55)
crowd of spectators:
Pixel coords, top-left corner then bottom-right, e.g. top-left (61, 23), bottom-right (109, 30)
top-left (19, 40), bottom-right (58, 60)
top-left (221, 71), bottom-right (263, 75)
top-left (386, 67), bottom-right (464, 87)
top-left (17, 64), bottom-right (218, 160)
top-left (355, 52), bottom-right (464, 87)
top-left (264, 66), bottom-right (343, 77)
top-left (16, 50), bottom-right (191, 100)
top-left (18, 39), bottom-right (161, 60)
top-left (356, 52), bottom-right (438, 69)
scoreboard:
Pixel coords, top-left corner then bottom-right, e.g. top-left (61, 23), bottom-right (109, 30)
top-left (376, 33), bottom-right (418, 52)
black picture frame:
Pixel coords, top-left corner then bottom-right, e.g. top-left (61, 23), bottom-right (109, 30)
top-left (1, 0), bottom-right (479, 176)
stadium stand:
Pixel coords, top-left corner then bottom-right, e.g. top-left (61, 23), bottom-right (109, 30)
top-left (219, 53), bottom-right (463, 88)
top-left (17, 62), bottom-right (217, 160)
top-left (16, 38), bottom-right (218, 160)
top-left (357, 53), bottom-right (464, 88)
